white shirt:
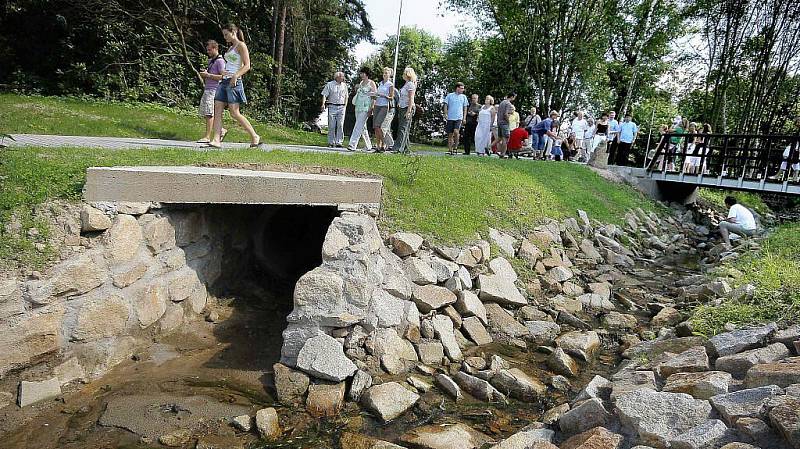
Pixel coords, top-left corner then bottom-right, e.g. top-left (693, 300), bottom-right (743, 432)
top-left (321, 80), bottom-right (348, 105)
top-left (728, 204), bottom-right (756, 230)
top-left (572, 118), bottom-right (589, 138)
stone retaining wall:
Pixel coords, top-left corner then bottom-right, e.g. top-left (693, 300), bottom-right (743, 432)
top-left (0, 202), bottom-right (223, 386)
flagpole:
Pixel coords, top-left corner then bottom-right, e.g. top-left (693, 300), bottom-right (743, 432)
top-left (392, 0), bottom-right (404, 87)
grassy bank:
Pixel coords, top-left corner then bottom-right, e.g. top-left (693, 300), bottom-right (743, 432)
top-left (0, 146), bottom-right (659, 269)
top-left (697, 188), bottom-right (770, 216)
top-left (0, 94), bottom-right (326, 146)
top-left (691, 222), bottom-right (800, 335)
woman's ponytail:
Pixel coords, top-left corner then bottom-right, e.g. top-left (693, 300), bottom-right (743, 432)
top-left (223, 23), bottom-right (245, 43)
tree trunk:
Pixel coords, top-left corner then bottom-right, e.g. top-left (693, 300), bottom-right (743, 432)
top-left (272, 2), bottom-right (288, 106)
top-left (271, 1), bottom-right (279, 59)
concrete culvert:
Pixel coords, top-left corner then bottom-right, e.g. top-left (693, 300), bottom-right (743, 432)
top-left (253, 205), bottom-right (340, 281)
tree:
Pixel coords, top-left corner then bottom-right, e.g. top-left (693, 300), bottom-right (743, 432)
top-left (362, 27), bottom-right (444, 141)
top-left (688, 0), bottom-right (800, 132)
top-left (0, 0), bottom-right (373, 122)
top-left (604, 0), bottom-right (686, 115)
top-left (445, 0), bottom-right (609, 113)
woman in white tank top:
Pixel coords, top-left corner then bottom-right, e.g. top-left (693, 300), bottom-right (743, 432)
top-left (207, 23), bottom-right (261, 149)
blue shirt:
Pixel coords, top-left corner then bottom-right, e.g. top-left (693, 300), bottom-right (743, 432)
top-left (533, 118), bottom-right (554, 135)
top-left (619, 121), bottom-right (638, 143)
top-left (608, 119), bottom-right (620, 135)
top-left (445, 92), bottom-right (469, 121)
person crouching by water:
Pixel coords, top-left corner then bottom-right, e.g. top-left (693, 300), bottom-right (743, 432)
top-left (197, 40), bottom-right (226, 144)
top-left (719, 196), bottom-right (757, 249)
top-left (206, 23), bottom-right (261, 149)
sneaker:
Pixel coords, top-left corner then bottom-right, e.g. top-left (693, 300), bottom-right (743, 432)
top-left (346, 146), bottom-right (356, 152)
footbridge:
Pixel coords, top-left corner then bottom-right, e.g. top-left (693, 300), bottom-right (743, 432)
top-left (644, 133), bottom-right (800, 196)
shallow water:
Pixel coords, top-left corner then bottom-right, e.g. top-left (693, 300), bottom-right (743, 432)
top-left (0, 253), bottom-right (700, 449)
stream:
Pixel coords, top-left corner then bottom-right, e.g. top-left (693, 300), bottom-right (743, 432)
top-left (0, 251), bottom-right (703, 449)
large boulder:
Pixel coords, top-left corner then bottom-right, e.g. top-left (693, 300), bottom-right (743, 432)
top-left (453, 371), bottom-right (506, 402)
top-left (656, 346), bottom-right (710, 378)
top-left (404, 257), bottom-right (439, 285)
top-left (669, 419), bottom-right (733, 449)
top-left (490, 368), bottom-right (547, 402)
top-left (744, 359), bottom-right (800, 388)
top-left (389, 232), bottom-right (424, 257)
top-left (399, 423), bottom-right (492, 449)
top-left (484, 303), bottom-right (530, 340)
top-left (715, 342), bottom-right (790, 378)
top-left (489, 228), bottom-right (517, 257)
top-left (477, 274), bottom-right (527, 307)
top-left (412, 285), bottom-right (457, 313)
top-left (81, 204), bottom-right (112, 232)
top-left (559, 398), bottom-right (611, 435)
top-left (296, 334), bottom-right (357, 382)
top-left (614, 388), bottom-right (712, 448)
top-left (273, 363), bottom-right (310, 405)
top-left (556, 331), bottom-right (601, 362)
top-left (104, 215), bottom-right (143, 264)
top-left (461, 316), bottom-right (493, 346)
top-left (488, 257), bottom-right (518, 283)
top-left (709, 385), bottom-right (784, 425)
top-left (768, 396), bottom-right (800, 449)
top-left (708, 323), bottom-right (778, 357)
top-left (560, 427), bottom-right (623, 449)
top-left (361, 382), bottom-right (419, 422)
top-left (454, 290), bottom-right (487, 325)
top-left (306, 382), bottom-right (346, 417)
top-left (431, 315), bottom-right (463, 362)
top-left (662, 371), bottom-right (733, 400)
top-left (525, 321), bottom-right (561, 345)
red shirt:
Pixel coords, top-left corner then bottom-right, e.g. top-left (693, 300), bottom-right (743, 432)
top-left (508, 127), bottom-right (529, 151)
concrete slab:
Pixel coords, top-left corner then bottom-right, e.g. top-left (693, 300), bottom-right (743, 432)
top-left (83, 166), bottom-right (383, 206)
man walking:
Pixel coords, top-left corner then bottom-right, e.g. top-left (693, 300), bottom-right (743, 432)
top-left (444, 82), bottom-right (469, 155)
top-left (197, 40), bottom-right (226, 144)
top-left (496, 92), bottom-right (517, 157)
top-left (321, 71), bottom-right (348, 147)
top-left (463, 94), bottom-right (481, 155)
top-left (616, 113), bottom-right (639, 166)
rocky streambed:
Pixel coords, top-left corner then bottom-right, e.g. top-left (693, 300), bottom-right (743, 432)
top-left (1, 203), bottom-right (798, 449)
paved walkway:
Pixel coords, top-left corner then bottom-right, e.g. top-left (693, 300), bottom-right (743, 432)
top-left (8, 134), bottom-right (443, 156)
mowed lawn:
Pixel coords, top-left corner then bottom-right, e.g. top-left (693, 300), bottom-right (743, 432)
top-left (0, 93), bottom-right (327, 146)
top-left (1, 145), bottom-right (659, 267)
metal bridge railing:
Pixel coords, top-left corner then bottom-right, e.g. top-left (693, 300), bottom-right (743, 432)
top-left (645, 133), bottom-right (800, 185)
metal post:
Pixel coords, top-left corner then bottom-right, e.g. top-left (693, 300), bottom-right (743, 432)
top-left (391, 0), bottom-right (404, 88)
top-left (643, 105), bottom-right (656, 168)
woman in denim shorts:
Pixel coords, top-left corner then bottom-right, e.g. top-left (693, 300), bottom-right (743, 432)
top-left (207, 23), bottom-right (261, 149)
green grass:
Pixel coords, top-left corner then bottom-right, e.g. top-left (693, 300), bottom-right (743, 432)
top-left (691, 222), bottom-right (800, 335)
top-left (0, 146), bottom-right (660, 269)
top-left (0, 94), bottom-right (326, 146)
top-left (697, 188), bottom-right (771, 216)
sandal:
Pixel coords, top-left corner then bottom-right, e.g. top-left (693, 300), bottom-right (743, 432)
top-left (204, 142), bottom-right (222, 149)
top-left (196, 138), bottom-right (210, 144)
top-left (249, 136), bottom-right (262, 148)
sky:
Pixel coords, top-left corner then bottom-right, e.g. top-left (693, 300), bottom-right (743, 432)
top-left (352, 0), bottom-right (476, 63)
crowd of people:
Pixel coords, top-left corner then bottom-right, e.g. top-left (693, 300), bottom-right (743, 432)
top-left (192, 30), bottom-right (797, 182)
top-left (321, 66), bottom-right (417, 153)
top-left (446, 89), bottom-right (640, 164)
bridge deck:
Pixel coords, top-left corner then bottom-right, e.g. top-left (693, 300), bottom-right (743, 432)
top-left (645, 132), bottom-right (800, 196)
